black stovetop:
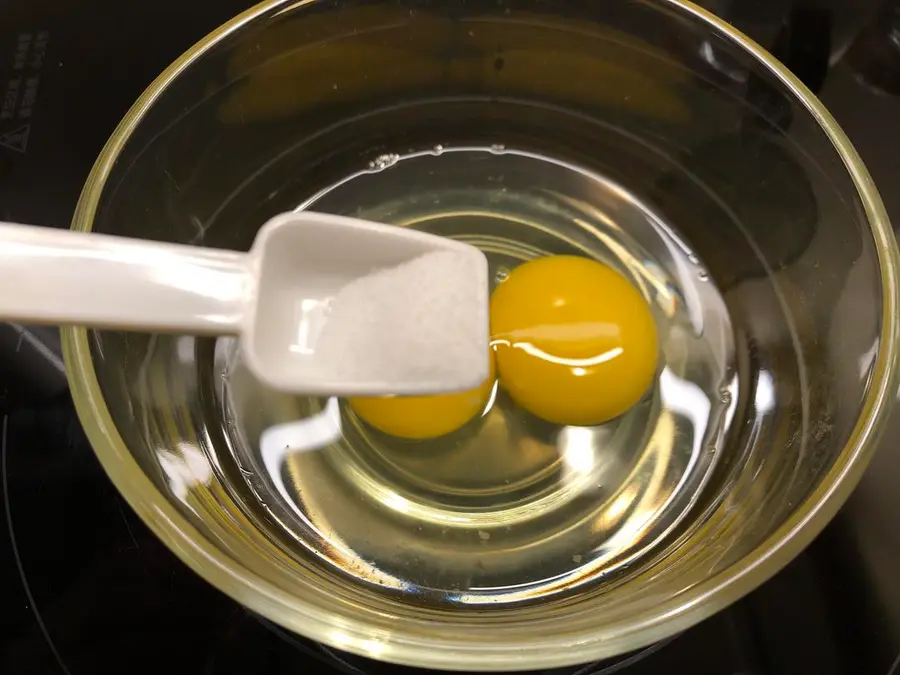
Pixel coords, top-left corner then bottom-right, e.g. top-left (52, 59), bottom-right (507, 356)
top-left (2, 1), bottom-right (900, 673)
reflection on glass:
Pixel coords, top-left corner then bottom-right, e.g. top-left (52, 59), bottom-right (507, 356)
top-left (158, 442), bottom-right (213, 500)
top-left (175, 335), bottom-right (196, 364)
top-left (560, 426), bottom-right (597, 478)
top-left (260, 397), bottom-right (342, 460)
top-left (659, 366), bottom-right (710, 458)
top-left (258, 398), bottom-right (343, 533)
top-left (755, 369), bottom-right (776, 414)
top-left (606, 486), bottom-right (639, 523)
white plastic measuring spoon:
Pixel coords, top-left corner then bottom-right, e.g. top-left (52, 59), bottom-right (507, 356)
top-left (0, 212), bottom-right (490, 396)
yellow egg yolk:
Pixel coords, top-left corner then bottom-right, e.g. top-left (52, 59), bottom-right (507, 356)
top-left (490, 255), bottom-right (658, 426)
top-left (349, 356), bottom-right (496, 439)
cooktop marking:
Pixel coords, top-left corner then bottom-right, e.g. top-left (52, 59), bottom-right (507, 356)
top-left (0, 124), bottom-right (29, 152)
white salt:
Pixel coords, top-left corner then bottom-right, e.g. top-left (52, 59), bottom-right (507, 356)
top-left (309, 250), bottom-right (489, 392)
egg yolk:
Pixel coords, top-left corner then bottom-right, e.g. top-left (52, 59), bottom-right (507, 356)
top-left (349, 356), bottom-right (496, 439)
top-left (490, 255), bottom-right (658, 426)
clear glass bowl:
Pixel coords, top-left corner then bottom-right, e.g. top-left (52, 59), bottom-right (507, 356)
top-left (62, 0), bottom-right (900, 670)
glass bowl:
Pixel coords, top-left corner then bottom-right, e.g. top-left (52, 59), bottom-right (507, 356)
top-left (62, 0), bottom-right (900, 670)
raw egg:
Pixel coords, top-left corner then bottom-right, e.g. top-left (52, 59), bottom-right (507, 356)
top-left (490, 255), bottom-right (658, 426)
top-left (349, 356), bottom-right (496, 439)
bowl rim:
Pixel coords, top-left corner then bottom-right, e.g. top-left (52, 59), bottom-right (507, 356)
top-left (62, 0), bottom-right (900, 670)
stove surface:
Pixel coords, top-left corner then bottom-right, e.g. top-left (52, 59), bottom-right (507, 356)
top-left (2, 1), bottom-right (900, 674)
